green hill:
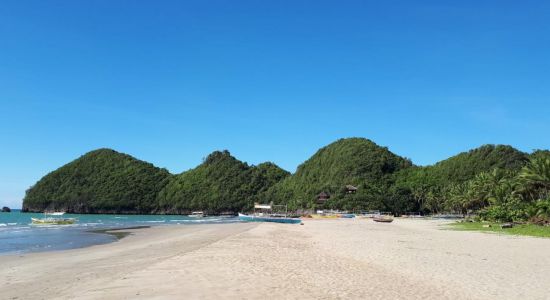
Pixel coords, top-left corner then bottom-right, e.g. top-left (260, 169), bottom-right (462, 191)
top-left (395, 145), bottom-right (528, 188)
top-left (157, 151), bottom-right (289, 214)
top-left (428, 145), bottom-right (527, 183)
top-left (263, 138), bottom-right (414, 212)
top-left (393, 145), bottom-right (529, 213)
top-left (21, 141), bottom-right (539, 216)
top-left (22, 149), bottom-right (172, 213)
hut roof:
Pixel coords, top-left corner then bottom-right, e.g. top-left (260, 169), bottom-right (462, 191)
top-left (345, 185), bottom-right (358, 191)
top-left (317, 191), bottom-right (330, 198)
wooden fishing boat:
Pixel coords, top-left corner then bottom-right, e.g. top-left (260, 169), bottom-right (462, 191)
top-left (238, 203), bottom-right (301, 224)
top-left (311, 214), bottom-right (339, 219)
top-left (188, 211), bottom-right (205, 218)
top-left (373, 215), bottom-right (394, 223)
top-left (358, 210), bottom-right (381, 218)
top-left (339, 213), bottom-right (356, 218)
top-left (31, 217), bottom-right (77, 225)
top-left (31, 212), bottom-right (77, 225)
top-left (238, 213), bottom-right (302, 224)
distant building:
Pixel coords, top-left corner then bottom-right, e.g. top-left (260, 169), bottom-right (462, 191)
top-left (345, 185), bottom-right (358, 194)
top-left (316, 192), bottom-right (330, 205)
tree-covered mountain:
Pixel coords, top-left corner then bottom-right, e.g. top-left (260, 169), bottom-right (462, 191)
top-left (22, 149), bottom-right (172, 213)
top-left (22, 140), bottom-right (547, 219)
top-left (393, 145), bottom-right (529, 213)
top-left (263, 138), bottom-right (414, 212)
top-left (157, 151), bottom-right (289, 214)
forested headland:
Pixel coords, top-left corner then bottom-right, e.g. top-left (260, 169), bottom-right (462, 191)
top-left (22, 138), bottom-right (550, 224)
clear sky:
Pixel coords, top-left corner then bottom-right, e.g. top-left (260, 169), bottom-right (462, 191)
top-left (1, 1), bottom-right (549, 208)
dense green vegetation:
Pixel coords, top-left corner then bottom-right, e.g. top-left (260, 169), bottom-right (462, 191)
top-left (391, 146), bottom-right (550, 225)
top-left (392, 145), bottom-right (530, 214)
top-left (409, 151), bottom-right (550, 224)
top-left (23, 149), bottom-right (172, 213)
top-left (21, 138), bottom-right (550, 224)
top-left (157, 150), bottom-right (289, 214)
top-left (263, 138), bottom-right (414, 213)
top-left (23, 149), bottom-right (288, 214)
top-left (449, 222), bottom-right (550, 238)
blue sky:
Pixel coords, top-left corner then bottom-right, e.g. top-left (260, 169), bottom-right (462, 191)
top-left (1, 1), bottom-right (549, 208)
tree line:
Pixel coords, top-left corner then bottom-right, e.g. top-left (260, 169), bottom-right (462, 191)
top-left (22, 139), bottom-right (550, 225)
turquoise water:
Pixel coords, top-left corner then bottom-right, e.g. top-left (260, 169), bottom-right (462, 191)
top-left (0, 210), bottom-right (238, 255)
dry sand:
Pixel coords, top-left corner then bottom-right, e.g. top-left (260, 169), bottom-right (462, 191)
top-left (1, 219), bottom-right (550, 300)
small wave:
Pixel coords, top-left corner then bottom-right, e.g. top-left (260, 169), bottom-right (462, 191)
top-left (138, 220), bottom-right (165, 223)
top-left (184, 218), bottom-right (223, 223)
top-left (5, 229), bottom-right (33, 233)
top-left (0, 224), bottom-right (6, 227)
top-left (7, 223), bottom-right (17, 226)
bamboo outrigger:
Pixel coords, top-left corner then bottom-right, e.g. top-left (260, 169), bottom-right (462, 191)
top-left (31, 212), bottom-right (77, 225)
top-left (238, 203), bottom-right (302, 224)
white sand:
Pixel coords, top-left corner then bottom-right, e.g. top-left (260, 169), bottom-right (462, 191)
top-left (1, 219), bottom-right (550, 299)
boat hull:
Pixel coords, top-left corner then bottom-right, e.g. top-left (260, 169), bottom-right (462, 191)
top-left (311, 214), bottom-right (339, 219)
top-left (340, 214), bottom-right (356, 218)
top-left (238, 213), bottom-right (301, 224)
top-left (31, 217), bottom-right (77, 225)
top-left (373, 217), bottom-right (394, 223)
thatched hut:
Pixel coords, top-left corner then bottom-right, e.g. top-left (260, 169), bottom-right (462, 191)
top-left (316, 192), bottom-right (330, 205)
top-left (345, 185), bottom-right (358, 194)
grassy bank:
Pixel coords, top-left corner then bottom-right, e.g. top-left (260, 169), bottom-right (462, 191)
top-left (449, 222), bottom-right (550, 238)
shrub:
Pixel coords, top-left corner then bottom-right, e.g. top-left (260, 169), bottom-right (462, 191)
top-left (479, 198), bottom-right (528, 222)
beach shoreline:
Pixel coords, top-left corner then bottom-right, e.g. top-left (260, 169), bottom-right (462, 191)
top-left (1, 219), bottom-right (549, 299)
top-left (0, 211), bottom-right (241, 255)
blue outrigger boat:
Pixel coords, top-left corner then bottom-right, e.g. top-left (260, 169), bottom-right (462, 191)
top-left (238, 203), bottom-right (302, 224)
top-left (238, 213), bottom-right (302, 224)
top-left (340, 213), bottom-right (356, 218)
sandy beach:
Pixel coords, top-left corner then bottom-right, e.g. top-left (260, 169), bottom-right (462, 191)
top-left (1, 219), bottom-right (550, 300)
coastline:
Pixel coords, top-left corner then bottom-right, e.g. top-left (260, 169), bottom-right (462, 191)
top-left (0, 212), bottom-right (241, 255)
top-left (1, 219), bottom-right (550, 299)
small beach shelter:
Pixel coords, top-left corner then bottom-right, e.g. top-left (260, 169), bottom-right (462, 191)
top-left (345, 185), bottom-right (358, 194)
top-left (316, 192), bottom-right (330, 205)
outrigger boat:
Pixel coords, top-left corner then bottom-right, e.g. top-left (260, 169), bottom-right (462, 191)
top-left (238, 213), bottom-right (302, 224)
top-left (238, 203), bottom-right (301, 224)
top-left (339, 213), bottom-right (356, 218)
top-left (311, 214), bottom-right (339, 219)
top-left (358, 210), bottom-right (381, 218)
top-left (31, 212), bottom-right (77, 225)
top-left (188, 211), bottom-right (205, 218)
top-left (311, 210), bottom-right (339, 219)
top-left (312, 210), bottom-right (355, 219)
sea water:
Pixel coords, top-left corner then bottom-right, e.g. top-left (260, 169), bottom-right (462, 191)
top-left (0, 210), bottom-right (238, 255)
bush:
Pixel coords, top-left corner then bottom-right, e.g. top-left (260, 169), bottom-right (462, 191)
top-left (479, 199), bottom-right (528, 222)
top-left (525, 199), bottom-right (550, 225)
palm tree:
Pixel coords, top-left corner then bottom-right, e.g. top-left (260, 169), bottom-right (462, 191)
top-left (445, 183), bottom-right (468, 214)
top-left (519, 156), bottom-right (550, 200)
top-left (465, 169), bottom-right (517, 209)
top-left (412, 185), bottom-right (429, 211)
